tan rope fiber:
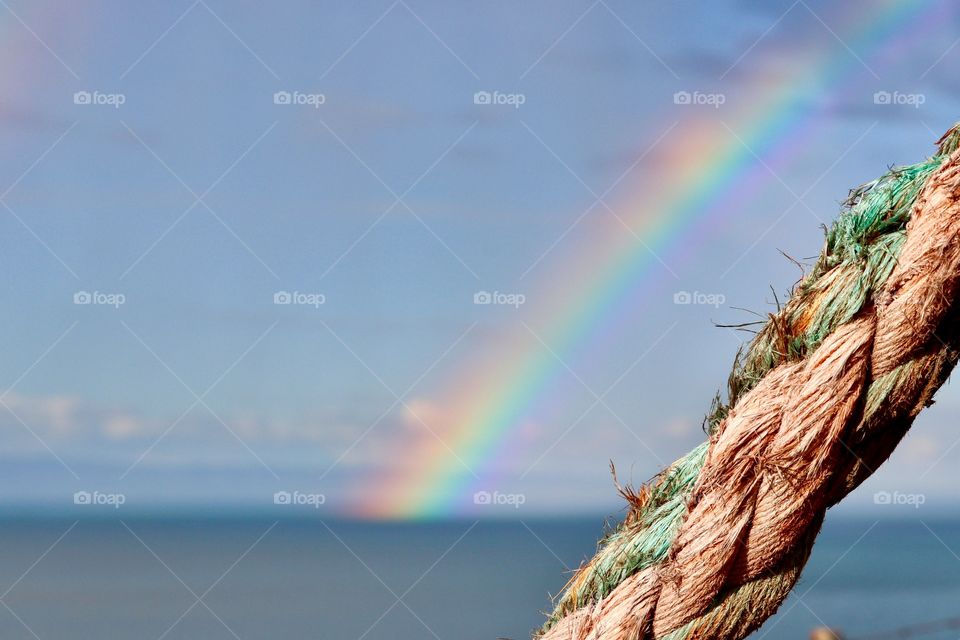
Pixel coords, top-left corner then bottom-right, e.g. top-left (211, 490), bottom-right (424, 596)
top-left (538, 128), bottom-right (960, 640)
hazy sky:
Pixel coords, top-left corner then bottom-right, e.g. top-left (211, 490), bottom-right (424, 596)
top-left (2, 0), bottom-right (960, 517)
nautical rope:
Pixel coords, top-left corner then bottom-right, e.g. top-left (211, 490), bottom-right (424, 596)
top-left (537, 124), bottom-right (960, 640)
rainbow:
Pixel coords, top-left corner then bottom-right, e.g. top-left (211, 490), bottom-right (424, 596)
top-left (352, 0), bottom-right (941, 519)
top-left (0, 6), bottom-right (83, 128)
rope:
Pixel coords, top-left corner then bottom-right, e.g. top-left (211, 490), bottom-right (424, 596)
top-left (536, 124), bottom-right (960, 640)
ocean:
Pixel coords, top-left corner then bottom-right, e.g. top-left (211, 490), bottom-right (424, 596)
top-left (0, 515), bottom-right (956, 639)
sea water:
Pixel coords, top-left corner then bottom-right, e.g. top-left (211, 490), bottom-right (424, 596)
top-left (0, 516), bottom-right (955, 639)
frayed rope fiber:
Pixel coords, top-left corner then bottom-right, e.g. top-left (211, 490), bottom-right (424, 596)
top-left (537, 123), bottom-right (960, 640)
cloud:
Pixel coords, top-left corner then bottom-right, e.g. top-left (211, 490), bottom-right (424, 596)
top-left (402, 397), bottom-right (448, 432)
top-left (901, 433), bottom-right (940, 467)
top-left (0, 392), bottom-right (401, 470)
top-left (1, 392), bottom-right (153, 441)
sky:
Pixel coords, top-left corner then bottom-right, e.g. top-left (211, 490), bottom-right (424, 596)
top-left (1, 0), bottom-right (960, 518)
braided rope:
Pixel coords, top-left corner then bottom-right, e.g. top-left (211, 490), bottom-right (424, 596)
top-left (538, 124), bottom-right (960, 640)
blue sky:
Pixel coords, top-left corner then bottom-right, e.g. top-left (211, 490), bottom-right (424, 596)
top-left (2, 0), bottom-right (960, 516)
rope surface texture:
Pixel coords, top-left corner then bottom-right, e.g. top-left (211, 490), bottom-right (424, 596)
top-left (537, 124), bottom-right (960, 640)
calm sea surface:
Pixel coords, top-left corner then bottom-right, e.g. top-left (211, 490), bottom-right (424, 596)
top-left (0, 515), bottom-right (956, 639)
